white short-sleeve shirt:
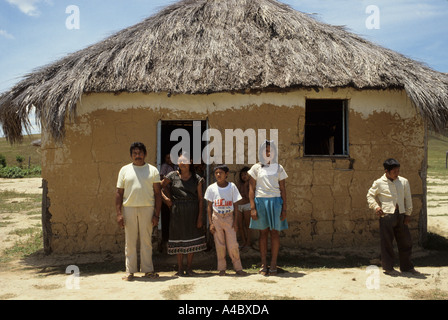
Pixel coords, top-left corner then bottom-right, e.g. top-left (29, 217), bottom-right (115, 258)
top-left (248, 163), bottom-right (288, 198)
top-left (204, 182), bottom-right (242, 214)
top-left (117, 163), bottom-right (160, 207)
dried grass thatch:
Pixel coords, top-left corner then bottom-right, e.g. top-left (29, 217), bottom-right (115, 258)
top-left (1, 0), bottom-right (447, 143)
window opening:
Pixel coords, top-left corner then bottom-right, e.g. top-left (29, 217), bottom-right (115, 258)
top-left (304, 99), bottom-right (348, 156)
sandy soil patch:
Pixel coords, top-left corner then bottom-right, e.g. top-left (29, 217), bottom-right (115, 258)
top-left (0, 178), bottom-right (43, 194)
top-left (427, 177), bottom-right (448, 238)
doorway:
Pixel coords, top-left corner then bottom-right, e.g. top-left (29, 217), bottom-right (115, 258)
top-left (157, 120), bottom-right (208, 168)
top-left (156, 120), bottom-right (211, 251)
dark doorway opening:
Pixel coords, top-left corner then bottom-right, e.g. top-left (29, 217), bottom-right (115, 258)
top-left (159, 120), bottom-right (208, 165)
top-left (157, 120), bottom-right (210, 252)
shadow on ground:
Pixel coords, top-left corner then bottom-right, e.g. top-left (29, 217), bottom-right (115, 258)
top-left (15, 232), bottom-right (448, 279)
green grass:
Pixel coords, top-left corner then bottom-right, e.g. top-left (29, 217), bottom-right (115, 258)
top-left (0, 190), bottom-right (43, 265)
top-left (428, 132), bottom-right (448, 180)
top-left (2, 230), bottom-right (43, 262)
top-left (0, 134), bottom-right (41, 168)
top-left (0, 191), bottom-right (41, 214)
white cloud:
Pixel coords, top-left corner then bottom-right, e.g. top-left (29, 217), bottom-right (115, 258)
top-left (287, 0), bottom-right (447, 28)
top-left (6, 0), bottom-right (50, 17)
top-left (0, 29), bottom-right (14, 39)
top-left (378, 1), bottom-right (447, 26)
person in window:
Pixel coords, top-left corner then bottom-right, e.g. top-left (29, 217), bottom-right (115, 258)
top-left (160, 153), bottom-right (176, 179)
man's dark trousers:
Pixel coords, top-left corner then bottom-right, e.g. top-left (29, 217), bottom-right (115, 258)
top-left (379, 210), bottom-right (414, 271)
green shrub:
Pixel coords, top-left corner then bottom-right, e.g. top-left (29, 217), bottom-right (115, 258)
top-left (22, 166), bottom-right (42, 177)
top-left (0, 166), bottom-right (24, 178)
top-left (0, 154), bottom-right (6, 168)
top-left (0, 165), bottom-right (41, 178)
top-left (16, 155), bottom-right (24, 168)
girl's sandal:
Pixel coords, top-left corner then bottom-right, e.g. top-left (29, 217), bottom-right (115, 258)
top-left (268, 269), bottom-right (278, 276)
top-left (186, 269), bottom-right (198, 277)
top-left (174, 270), bottom-right (185, 277)
top-left (258, 267), bottom-right (268, 276)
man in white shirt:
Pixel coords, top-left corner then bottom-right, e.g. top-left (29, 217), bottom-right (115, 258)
top-left (367, 158), bottom-right (419, 276)
top-left (116, 142), bottom-right (162, 280)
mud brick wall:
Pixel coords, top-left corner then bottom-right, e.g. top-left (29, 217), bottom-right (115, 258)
top-left (41, 88), bottom-right (425, 253)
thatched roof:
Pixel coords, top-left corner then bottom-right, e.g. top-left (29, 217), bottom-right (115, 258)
top-left (1, 0), bottom-right (447, 143)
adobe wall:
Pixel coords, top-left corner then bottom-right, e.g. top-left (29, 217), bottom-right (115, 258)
top-left (41, 88), bottom-right (425, 253)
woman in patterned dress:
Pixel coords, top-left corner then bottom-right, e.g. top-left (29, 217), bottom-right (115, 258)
top-left (161, 153), bottom-right (207, 276)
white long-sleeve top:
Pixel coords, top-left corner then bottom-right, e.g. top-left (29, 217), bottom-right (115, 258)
top-left (366, 174), bottom-right (413, 216)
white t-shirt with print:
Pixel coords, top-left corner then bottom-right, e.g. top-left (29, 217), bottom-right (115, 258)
top-left (248, 163), bottom-right (288, 198)
top-left (204, 182), bottom-right (242, 214)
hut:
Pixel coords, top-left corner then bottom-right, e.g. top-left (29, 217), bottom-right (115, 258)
top-left (1, 0), bottom-right (447, 254)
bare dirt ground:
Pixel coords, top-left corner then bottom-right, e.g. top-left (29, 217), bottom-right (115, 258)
top-left (427, 177), bottom-right (448, 239)
top-left (0, 177), bottom-right (447, 301)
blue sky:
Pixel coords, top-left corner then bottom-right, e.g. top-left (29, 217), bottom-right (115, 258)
top-left (0, 0), bottom-right (447, 136)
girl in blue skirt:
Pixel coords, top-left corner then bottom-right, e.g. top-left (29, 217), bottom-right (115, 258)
top-left (248, 140), bottom-right (288, 276)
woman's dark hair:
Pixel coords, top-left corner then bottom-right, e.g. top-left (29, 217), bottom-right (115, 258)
top-left (130, 142), bottom-right (147, 156)
top-left (178, 151), bottom-right (197, 182)
top-left (383, 158), bottom-right (400, 171)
